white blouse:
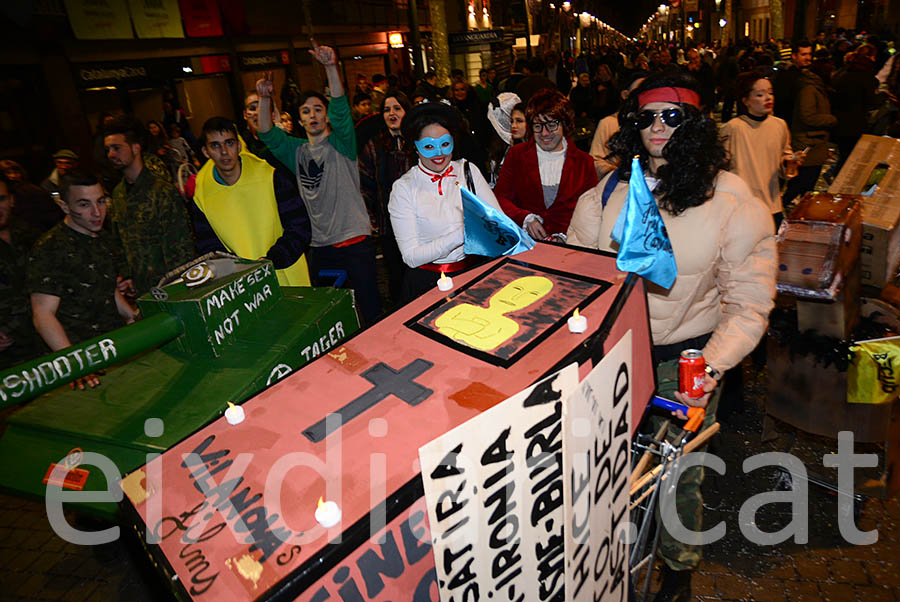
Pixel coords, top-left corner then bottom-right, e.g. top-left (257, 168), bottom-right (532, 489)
top-left (389, 159), bottom-right (502, 268)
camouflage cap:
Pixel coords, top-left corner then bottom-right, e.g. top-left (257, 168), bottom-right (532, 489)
top-left (52, 149), bottom-right (79, 160)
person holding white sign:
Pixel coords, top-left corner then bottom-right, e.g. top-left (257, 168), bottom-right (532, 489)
top-left (567, 71), bottom-right (777, 601)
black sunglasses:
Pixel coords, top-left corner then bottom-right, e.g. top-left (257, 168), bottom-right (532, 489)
top-left (634, 108), bottom-right (685, 129)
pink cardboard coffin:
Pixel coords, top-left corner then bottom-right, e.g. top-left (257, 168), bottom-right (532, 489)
top-left (120, 243), bottom-right (654, 601)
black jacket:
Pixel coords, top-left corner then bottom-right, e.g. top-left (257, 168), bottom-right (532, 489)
top-left (773, 65), bottom-right (804, 126)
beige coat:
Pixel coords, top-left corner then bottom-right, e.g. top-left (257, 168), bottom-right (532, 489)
top-left (567, 170), bottom-right (777, 372)
top-left (721, 115), bottom-right (792, 215)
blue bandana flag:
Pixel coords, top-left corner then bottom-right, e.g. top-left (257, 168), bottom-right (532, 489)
top-left (610, 156), bottom-right (677, 289)
top-left (462, 187), bottom-right (536, 257)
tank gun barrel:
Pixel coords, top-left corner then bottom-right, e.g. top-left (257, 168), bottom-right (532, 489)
top-left (0, 313), bottom-right (182, 407)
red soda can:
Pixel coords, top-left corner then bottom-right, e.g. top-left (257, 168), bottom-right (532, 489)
top-left (679, 349), bottom-right (706, 399)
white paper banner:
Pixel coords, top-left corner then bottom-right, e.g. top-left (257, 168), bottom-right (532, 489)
top-left (419, 363), bottom-right (579, 602)
top-left (563, 330), bottom-right (632, 601)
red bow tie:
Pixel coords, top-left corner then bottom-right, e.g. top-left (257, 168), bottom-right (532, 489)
top-left (420, 165), bottom-right (456, 195)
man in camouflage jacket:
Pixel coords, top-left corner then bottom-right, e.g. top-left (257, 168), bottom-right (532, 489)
top-left (27, 170), bottom-right (136, 387)
top-left (104, 115), bottom-right (195, 295)
top-left (0, 175), bottom-right (40, 369)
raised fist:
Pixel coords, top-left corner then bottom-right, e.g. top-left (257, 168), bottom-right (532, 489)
top-left (309, 44), bottom-right (337, 67)
top-left (256, 70), bottom-right (275, 98)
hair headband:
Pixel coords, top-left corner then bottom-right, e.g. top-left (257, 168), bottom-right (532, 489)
top-left (637, 86), bottom-right (700, 109)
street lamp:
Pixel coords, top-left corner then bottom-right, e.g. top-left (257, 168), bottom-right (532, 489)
top-left (658, 4), bottom-right (669, 42)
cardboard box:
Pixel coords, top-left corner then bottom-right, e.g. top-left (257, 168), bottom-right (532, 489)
top-left (829, 134), bottom-right (900, 197)
top-left (858, 195), bottom-right (900, 288)
top-left (766, 336), bottom-right (893, 443)
top-left (829, 135), bottom-right (900, 288)
top-left (777, 192), bottom-right (862, 300)
top-left (796, 262), bottom-right (861, 339)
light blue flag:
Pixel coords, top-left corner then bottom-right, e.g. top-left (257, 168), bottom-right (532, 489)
top-left (462, 187), bottom-right (536, 257)
top-left (610, 156), bottom-right (677, 289)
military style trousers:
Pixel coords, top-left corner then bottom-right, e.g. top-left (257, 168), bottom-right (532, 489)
top-left (651, 358), bottom-right (723, 572)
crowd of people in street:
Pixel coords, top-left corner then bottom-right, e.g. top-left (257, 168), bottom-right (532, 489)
top-left (0, 28), bottom-right (898, 600)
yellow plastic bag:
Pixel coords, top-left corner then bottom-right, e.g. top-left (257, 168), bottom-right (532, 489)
top-left (848, 337), bottom-right (900, 404)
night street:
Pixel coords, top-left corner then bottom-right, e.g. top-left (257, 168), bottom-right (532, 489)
top-left (2, 360), bottom-right (898, 601)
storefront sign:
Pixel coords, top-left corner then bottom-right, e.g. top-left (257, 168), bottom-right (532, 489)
top-left (129, 0), bottom-right (185, 38)
top-left (389, 32), bottom-right (404, 48)
top-left (199, 55), bottom-right (232, 74)
top-left (178, 0), bottom-right (224, 37)
top-left (64, 0), bottom-right (134, 40)
top-left (237, 52), bottom-right (290, 71)
top-left (449, 29), bottom-right (504, 46)
top-left (76, 64), bottom-right (149, 87)
top-left (73, 59), bottom-right (189, 88)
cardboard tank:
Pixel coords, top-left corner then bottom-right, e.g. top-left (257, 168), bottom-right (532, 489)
top-left (0, 254), bottom-right (359, 518)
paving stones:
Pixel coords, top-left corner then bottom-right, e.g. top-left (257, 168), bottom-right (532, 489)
top-left (865, 561), bottom-right (900, 587)
top-left (760, 558), bottom-right (798, 580)
top-left (827, 558), bottom-right (870, 584)
top-left (793, 558), bottom-right (832, 581)
top-left (661, 358), bottom-right (900, 601)
top-left (783, 578), bottom-right (822, 600)
top-left (852, 584), bottom-right (896, 602)
top-left (818, 581), bottom-right (857, 601)
top-left (745, 577), bottom-right (790, 602)
top-left (0, 493), bottom-right (173, 602)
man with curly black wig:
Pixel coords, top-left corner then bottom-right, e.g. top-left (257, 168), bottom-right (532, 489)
top-left (568, 71), bottom-right (777, 601)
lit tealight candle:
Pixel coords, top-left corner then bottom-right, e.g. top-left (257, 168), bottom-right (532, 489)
top-left (567, 308), bottom-right (587, 333)
top-left (437, 271), bottom-right (453, 291)
top-left (225, 401), bottom-right (245, 425)
top-left (315, 496), bottom-right (342, 528)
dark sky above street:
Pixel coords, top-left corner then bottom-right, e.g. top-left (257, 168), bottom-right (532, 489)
top-left (594, 0), bottom-right (656, 37)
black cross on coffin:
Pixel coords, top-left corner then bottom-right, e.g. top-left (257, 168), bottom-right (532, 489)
top-left (302, 359), bottom-right (435, 443)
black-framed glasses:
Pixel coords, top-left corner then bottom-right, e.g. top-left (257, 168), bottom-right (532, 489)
top-left (634, 108), bottom-right (685, 129)
top-left (532, 120), bottom-right (561, 133)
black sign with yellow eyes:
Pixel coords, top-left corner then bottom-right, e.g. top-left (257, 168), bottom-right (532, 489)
top-left (408, 259), bottom-right (611, 367)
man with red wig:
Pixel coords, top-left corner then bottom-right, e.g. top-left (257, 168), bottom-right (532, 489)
top-left (494, 89), bottom-right (597, 241)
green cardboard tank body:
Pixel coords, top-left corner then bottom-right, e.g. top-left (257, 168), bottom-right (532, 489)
top-left (0, 254), bottom-right (360, 518)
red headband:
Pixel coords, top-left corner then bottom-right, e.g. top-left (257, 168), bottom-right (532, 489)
top-left (637, 86), bottom-right (701, 109)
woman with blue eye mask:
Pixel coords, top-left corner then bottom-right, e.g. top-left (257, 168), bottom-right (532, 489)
top-left (388, 102), bottom-right (503, 301)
